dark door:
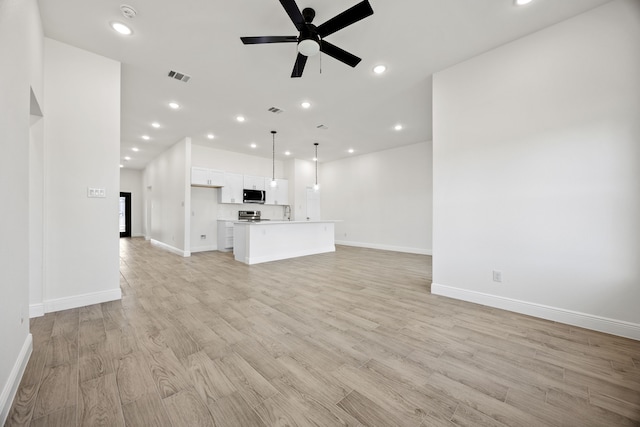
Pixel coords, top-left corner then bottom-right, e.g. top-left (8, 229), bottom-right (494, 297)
top-left (119, 192), bottom-right (132, 238)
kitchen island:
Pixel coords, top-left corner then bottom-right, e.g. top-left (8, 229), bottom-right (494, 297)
top-left (233, 220), bottom-right (337, 265)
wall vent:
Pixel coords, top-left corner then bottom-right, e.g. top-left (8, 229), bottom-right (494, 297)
top-left (316, 124), bottom-right (329, 130)
top-left (168, 70), bottom-right (191, 83)
top-left (268, 106), bottom-right (284, 114)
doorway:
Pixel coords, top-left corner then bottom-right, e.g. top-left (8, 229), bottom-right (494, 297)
top-left (119, 192), bottom-right (131, 238)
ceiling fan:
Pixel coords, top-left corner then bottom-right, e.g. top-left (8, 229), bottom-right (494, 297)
top-left (240, 0), bottom-right (374, 78)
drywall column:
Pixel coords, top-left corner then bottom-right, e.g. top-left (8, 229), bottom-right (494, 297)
top-left (29, 112), bottom-right (45, 317)
top-left (43, 38), bottom-right (121, 312)
top-left (0, 0), bottom-right (43, 422)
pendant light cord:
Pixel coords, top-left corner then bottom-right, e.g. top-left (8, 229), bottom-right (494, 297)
top-left (271, 131), bottom-right (276, 182)
top-left (314, 143), bottom-right (319, 186)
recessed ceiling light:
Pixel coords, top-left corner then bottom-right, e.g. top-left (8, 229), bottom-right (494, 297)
top-left (284, 151), bottom-right (291, 156)
top-left (348, 149), bottom-right (355, 154)
top-left (394, 124), bottom-right (403, 131)
top-left (142, 135), bottom-right (150, 140)
top-left (301, 101), bottom-right (311, 109)
top-left (373, 65), bottom-right (387, 74)
top-left (124, 156), bottom-right (131, 161)
top-left (120, 164), bottom-right (124, 168)
top-left (110, 22), bottom-right (132, 36)
top-left (515, 0), bottom-right (533, 5)
top-left (207, 134), bottom-right (214, 139)
top-left (132, 147), bottom-right (139, 152)
top-left (169, 102), bottom-right (180, 109)
top-left (250, 143), bottom-right (257, 148)
top-left (151, 122), bottom-right (160, 128)
top-left (236, 115), bottom-right (246, 122)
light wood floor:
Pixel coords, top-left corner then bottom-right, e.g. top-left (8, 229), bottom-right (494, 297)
top-left (6, 238), bottom-right (640, 426)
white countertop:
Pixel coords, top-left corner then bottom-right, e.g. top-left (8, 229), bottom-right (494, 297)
top-left (233, 220), bottom-right (341, 225)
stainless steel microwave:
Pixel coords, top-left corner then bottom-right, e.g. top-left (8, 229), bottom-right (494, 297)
top-left (243, 189), bottom-right (265, 204)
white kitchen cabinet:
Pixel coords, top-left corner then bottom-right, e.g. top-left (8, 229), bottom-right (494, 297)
top-left (243, 174), bottom-right (266, 191)
top-left (219, 172), bottom-right (243, 204)
top-left (191, 167), bottom-right (224, 187)
top-left (265, 178), bottom-right (289, 205)
top-left (217, 220), bottom-right (234, 251)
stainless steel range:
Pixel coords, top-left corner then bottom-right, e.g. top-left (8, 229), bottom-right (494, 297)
top-left (238, 210), bottom-right (269, 222)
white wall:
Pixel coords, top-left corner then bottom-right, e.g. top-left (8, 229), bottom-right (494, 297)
top-left (143, 138), bottom-right (191, 255)
top-left (190, 187), bottom-right (218, 252)
top-left (291, 159), bottom-right (316, 221)
top-left (0, 0), bottom-right (42, 422)
top-left (432, 0), bottom-right (640, 339)
top-left (43, 38), bottom-right (121, 311)
top-left (322, 142), bottom-right (433, 254)
top-left (120, 168), bottom-right (144, 237)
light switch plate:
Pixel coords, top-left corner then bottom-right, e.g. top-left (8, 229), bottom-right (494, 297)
top-left (87, 187), bottom-right (106, 198)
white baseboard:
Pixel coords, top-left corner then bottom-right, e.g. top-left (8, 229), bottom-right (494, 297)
top-left (335, 240), bottom-right (432, 256)
top-left (43, 288), bottom-right (122, 314)
top-left (29, 303), bottom-right (44, 318)
top-left (150, 239), bottom-right (190, 257)
top-left (1, 334), bottom-right (32, 425)
top-left (190, 244), bottom-right (218, 253)
top-left (431, 283), bottom-right (640, 341)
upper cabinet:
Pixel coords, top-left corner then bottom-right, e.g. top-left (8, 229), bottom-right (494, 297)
top-left (219, 172), bottom-right (243, 204)
top-left (191, 167), bottom-right (224, 187)
top-left (243, 175), bottom-right (265, 191)
top-left (265, 178), bottom-right (289, 205)
top-left (193, 167), bottom-right (287, 205)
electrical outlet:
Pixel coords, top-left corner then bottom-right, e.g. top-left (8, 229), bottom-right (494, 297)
top-left (493, 270), bottom-right (503, 283)
top-left (20, 305), bottom-right (24, 324)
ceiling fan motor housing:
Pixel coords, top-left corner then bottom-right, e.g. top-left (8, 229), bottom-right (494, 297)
top-left (302, 7), bottom-right (316, 23)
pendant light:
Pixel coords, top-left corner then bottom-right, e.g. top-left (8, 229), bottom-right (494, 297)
top-left (270, 131), bottom-right (277, 188)
top-left (313, 142), bottom-right (320, 191)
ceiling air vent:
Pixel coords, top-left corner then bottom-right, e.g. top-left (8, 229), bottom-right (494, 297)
top-left (168, 70), bottom-right (191, 83)
top-left (316, 124), bottom-right (329, 130)
top-left (268, 106), bottom-right (284, 114)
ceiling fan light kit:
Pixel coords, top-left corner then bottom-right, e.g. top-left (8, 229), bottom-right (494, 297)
top-left (240, 0), bottom-right (374, 77)
top-left (298, 38), bottom-right (320, 57)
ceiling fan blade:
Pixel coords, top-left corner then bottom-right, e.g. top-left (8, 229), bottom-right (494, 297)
top-left (316, 0), bottom-right (374, 38)
top-left (279, 0), bottom-right (305, 31)
top-left (241, 36), bottom-right (298, 44)
top-left (320, 41), bottom-right (361, 67)
top-left (291, 53), bottom-right (308, 78)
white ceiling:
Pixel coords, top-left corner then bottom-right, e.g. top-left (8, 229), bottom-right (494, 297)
top-left (38, 0), bottom-right (612, 169)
